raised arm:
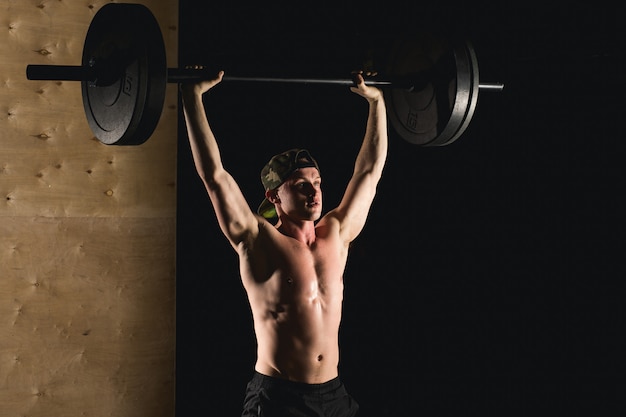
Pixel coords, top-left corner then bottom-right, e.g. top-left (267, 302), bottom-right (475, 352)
top-left (327, 73), bottom-right (388, 243)
top-left (181, 72), bottom-right (260, 248)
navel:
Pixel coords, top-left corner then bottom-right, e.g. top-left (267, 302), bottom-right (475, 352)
top-left (317, 354), bottom-right (323, 362)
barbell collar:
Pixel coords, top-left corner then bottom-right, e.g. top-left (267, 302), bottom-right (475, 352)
top-left (26, 64), bottom-right (95, 82)
top-left (26, 64), bottom-right (128, 87)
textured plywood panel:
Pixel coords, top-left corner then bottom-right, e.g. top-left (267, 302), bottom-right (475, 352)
top-left (0, 0), bottom-right (179, 218)
top-left (0, 1), bottom-right (178, 416)
top-left (0, 217), bottom-right (176, 416)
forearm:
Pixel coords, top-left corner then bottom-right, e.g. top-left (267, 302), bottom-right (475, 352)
top-left (354, 96), bottom-right (388, 177)
top-left (181, 89), bottom-right (224, 185)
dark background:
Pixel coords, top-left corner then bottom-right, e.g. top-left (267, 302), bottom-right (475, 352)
top-left (175, 3), bottom-right (624, 416)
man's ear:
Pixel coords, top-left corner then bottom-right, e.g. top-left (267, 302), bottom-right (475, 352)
top-left (266, 189), bottom-right (280, 204)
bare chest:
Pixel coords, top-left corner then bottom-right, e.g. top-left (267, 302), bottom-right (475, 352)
top-left (243, 234), bottom-right (348, 307)
top-left (274, 239), bottom-right (344, 300)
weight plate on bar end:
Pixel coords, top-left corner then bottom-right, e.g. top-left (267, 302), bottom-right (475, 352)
top-left (384, 34), bottom-right (477, 146)
top-left (441, 41), bottom-right (480, 146)
top-left (81, 3), bottom-right (166, 145)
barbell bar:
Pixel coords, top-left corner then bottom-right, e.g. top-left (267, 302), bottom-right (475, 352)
top-left (25, 3), bottom-right (503, 146)
top-left (26, 65), bottom-right (504, 90)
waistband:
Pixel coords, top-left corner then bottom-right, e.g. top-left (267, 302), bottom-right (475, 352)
top-left (251, 371), bottom-right (342, 395)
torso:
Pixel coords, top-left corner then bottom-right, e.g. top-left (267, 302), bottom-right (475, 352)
top-left (238, 217), bottom-right (348, 383)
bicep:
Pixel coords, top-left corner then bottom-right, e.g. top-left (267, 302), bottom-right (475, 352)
top-left (204, 169), bottom-right (261, 247)
top-left (329, 171), bottom-right (379, 243)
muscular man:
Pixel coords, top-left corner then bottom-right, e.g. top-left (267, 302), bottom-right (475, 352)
top-left (181, 71), bottom-right (387, 417)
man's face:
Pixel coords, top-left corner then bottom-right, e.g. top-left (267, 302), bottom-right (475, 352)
top-left (275, 167), bottom-right (322, 221)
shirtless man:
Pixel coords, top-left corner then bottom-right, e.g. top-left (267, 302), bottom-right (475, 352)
top-left (181, 71), bottom-right (387, 417)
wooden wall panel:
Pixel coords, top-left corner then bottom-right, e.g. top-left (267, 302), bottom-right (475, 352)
top-left (0, 1), bottom-right (178, 416)
top-left (1, 0), bottom-right (178, 218)
top-left (0, 217), bottom-right (176, 416)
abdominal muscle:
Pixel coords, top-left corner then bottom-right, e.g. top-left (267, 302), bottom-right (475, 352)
top-left (241, 259), bottom-right (345, 383)
top-left (240, 220), bottom-right (348, 384)
top-left (253, 293), bottom-right (343, 383)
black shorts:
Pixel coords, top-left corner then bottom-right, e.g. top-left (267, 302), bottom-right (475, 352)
top-left (241, 371), bottom-right (359, 417)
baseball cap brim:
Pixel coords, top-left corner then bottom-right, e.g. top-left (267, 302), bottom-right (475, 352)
top-left (257, 198), bottom-right (277, 219)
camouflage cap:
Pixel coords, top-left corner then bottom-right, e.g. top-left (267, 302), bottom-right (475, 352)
top-left (257, 149), bottom-right (320, 219)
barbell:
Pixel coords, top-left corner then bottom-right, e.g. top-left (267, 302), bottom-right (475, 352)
top-left (25, 3), bottom-right (503, 146)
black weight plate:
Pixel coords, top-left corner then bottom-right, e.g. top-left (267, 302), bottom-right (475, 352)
top-left (439, 41), bottom-right (480, 146)
top-left (81, 3), bottom-right (166, 145)
top-left (384, 35), bottom-right (475, 146)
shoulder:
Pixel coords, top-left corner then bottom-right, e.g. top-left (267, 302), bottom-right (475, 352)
top-left (236, 215), bottom-right (277, 250)
top-left (316, 207), bottom-right (366, 245)
top-left (315, 212), bottom-right (342, 239)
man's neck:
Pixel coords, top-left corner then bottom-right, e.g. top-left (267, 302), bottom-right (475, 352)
top-left (276, 218), bottom-right (317, 246)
